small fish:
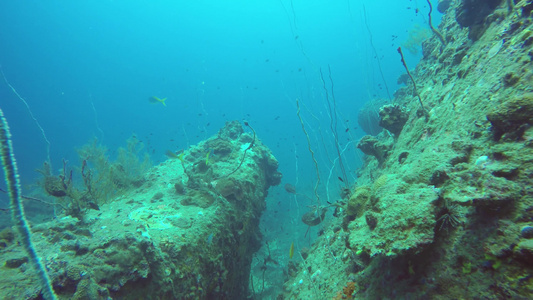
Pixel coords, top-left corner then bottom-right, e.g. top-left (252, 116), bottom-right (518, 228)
top-left (338, 177), bottom-right (344, 182)
top-left (177, 152), bottom-right (185, 162)
top-left (205, 150), bottom-right (212, 166)
top-left (149, 96), bottom-right (167, 106)
top-left (289, 242), bottom-right (295, 259)
top-left (165, 150), bottom-right (179, 159)
top-left (284, 183), bottom-right (296, 194)
top-left (345, 128), bottom-right (349, 132)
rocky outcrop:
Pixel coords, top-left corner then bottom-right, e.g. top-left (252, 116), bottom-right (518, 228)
top-left (0, 121), bottom-right (281, 299)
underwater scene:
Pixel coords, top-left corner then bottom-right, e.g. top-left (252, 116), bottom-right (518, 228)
top-left (0, 0), bottom-right (533, 299)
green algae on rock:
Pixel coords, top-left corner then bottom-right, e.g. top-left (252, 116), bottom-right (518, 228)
top-left (281, 1), bottom-right (533, 299)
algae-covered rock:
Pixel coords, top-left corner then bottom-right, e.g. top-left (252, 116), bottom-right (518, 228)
top-left (437, 0), bottom-right (452, 13)
top-left (373, 174), bottom-right (389, 191)
top-left (456, 0), bottom-right (502, 28)
top-left (344, 185), bottom-right (373, 229)
top-left (456, 0), bottom-right (502, 40)
top-left (218, 120), bottom-right (244, 140)
top-left (180, 189), bottom-right (216, 208)
top-left (503, 72), bottom-right (520, 87)
top-left (429, 168), bottom-right (450, 186)
top-left (5, 257), bottom-right (28, 269)
top-left (347, 176), bottom-right (439, 257)
top-left (487, 93), bottom-right (533, 141)
top-left (364, 212), bottom-right (378, 230)
top-left (346, 186), bottom-right (372, 219)
top-left (445, 161), bottom-right (523, 212)
top-left (471, 175), bottom-right (523, 209)
top-left (72, 277), bottom-right (101, 300)
top-left (205, 138), bottom-right (234, 156)
top-left (450, 139), bottom-right (473, 166)
top-left (514, 239), bottom-right (533, 266)
top-left (357, 135), bottom-right (390, 163)
top-left (378, 104), bottom-right (409, 135)
top-left (481, 219), bottom-right (521, 257)
top-left (66, 264), bottom-right (85, 281)
top-left (174, 181), bottom-right (185, 194)
top-left (398, 151), bottom-right (409, 164)
top-left (215, 177), bottom-right (243, 200)
top-left (0, 121), bottom-right (281, 300)
top-left (0, 227), bottom-right (14, 243)
top-left (258, 149), bottom-right (283, 186)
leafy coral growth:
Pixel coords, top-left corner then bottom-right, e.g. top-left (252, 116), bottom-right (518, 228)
top-left (37, 136), bottom-right (151, 219)
top-left (77, 135), bottom-right (151, 203)
top-left (112, 135), bottom-right (151, 189)
top-left (402, 24), bottom-right (431, 55)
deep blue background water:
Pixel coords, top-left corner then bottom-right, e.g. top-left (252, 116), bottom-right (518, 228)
top-left (0, 0), bottom-right (440, 224)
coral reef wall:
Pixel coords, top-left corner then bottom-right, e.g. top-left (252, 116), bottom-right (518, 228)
top-left (0, 121), bottom-right (281, 299)
top-left (281, 0), bottom-right (533, 299)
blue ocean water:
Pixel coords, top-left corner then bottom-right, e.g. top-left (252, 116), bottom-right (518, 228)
top-left (0, 0), bottom-right (439, 184)
top-left (0, 1), bottom-right (441, 292)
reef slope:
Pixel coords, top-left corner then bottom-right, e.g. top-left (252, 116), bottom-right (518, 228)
top-left (282, 1), bottom-right (533, 299)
